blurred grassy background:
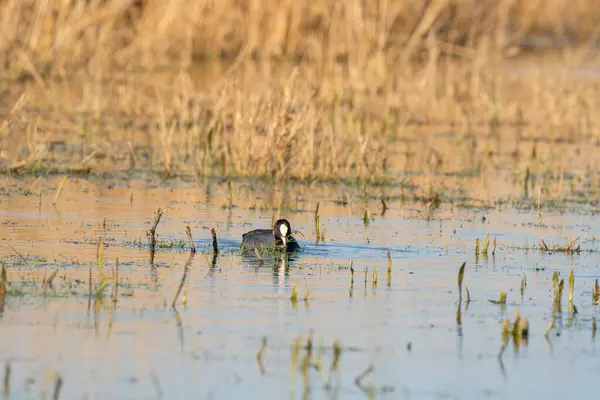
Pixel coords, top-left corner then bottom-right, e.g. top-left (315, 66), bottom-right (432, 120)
top-left (1, 0), bottom-right (599, 184)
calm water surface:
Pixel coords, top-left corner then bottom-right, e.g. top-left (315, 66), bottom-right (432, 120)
top-left (1, 176), bottom-right (599, 399)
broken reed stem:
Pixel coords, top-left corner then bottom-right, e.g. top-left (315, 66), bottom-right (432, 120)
top-left (0, 266), bottom-right (7, 305)
top-left (43, 269), bottom-right (59, 288)
top-left (386, 251), bottom-right (392, 287)
top-left (186, 226), bottom-right (196, 253)
top-left (381, 199), bottom-right (388, 216)
top-left (537, 186), bottom-right (549, 250)
top-left (88, 258), bottom-right (93, 298)
top-left (147, 207), bottom-right (165, 248)
top-left (211, 228), bottom-right (219, 253)
top-left (315, 202), bottom-right (320, 243)
top-left (52, 176), bottom-right (68, 206)
top-left (7, 244), bottom-right (28, 266)
top-left (227, 180), bottom-right (233, 209)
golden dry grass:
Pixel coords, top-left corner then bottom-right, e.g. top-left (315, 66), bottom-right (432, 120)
top-left (1, 0), bottom-right (600, 188)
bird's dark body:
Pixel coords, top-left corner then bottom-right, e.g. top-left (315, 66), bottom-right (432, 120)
top-left (241, 220), bottom-right (300, 252)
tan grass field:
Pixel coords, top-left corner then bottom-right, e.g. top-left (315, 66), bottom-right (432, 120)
top-left (1, 0), bottom-right (600, 192)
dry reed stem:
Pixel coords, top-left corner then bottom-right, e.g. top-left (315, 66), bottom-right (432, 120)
top-left (186, 226), bottom-right (196, 254)
top-left (52, 176), bottom-right (68, 206)
top-left (211, 228), bottom-right (219, 254)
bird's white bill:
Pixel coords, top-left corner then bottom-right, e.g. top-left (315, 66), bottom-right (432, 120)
top-left (280, 224), bottom-right (288, 246)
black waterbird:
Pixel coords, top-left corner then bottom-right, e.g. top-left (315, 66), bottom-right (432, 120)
top-left (241, 219), bottom-right (300, 252)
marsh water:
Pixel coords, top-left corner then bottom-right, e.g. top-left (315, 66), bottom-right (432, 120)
top-left (1, 174), bottom-right (600, 399)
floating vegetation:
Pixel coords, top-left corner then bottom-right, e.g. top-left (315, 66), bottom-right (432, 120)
top-left (520, 274), bottom-right (527, 298)
top-left (593, 279), bottom-right (599, 306)
top-left (541, 237), bottom-right (581, 254)
top-left (489, 291), bottom-right (507, 306)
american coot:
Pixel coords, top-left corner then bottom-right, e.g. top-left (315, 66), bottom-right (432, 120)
top-left (241, 219), bottom-right (300, 252)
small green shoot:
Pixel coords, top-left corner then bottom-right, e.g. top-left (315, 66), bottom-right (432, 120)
top-left (372, 267), bottom-right (378, 290)
top-left (465, 286), bottom-right (471, 304)
top-left (97, 237), bottom-right (105, 282)
top-left (482, 233), bottom-right (490, 256)
top-left (315, 202), bottom-right (320, 243)
top-left (0, 266), bottom-right (7, 305)
top-left (458, 262), bottom-right (465, 301)
top-left (290, 284), bottom-right (299, 304)
top-left (303, 284), bottom-right (310, 304)
top-left (568, 269), bottom-right (575, 313)
top-left (489, 291), bottom-right (507, 305)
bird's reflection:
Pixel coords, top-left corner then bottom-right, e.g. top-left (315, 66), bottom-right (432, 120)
top-left (241, 251), bottom-right (299, 291)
